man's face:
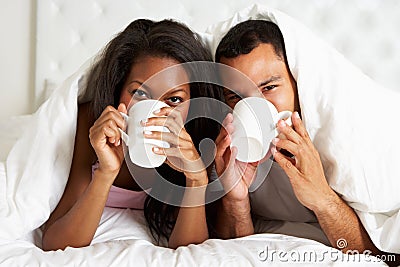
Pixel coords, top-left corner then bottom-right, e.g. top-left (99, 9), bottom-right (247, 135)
top-left (220, 43), bottom-right (299, 113)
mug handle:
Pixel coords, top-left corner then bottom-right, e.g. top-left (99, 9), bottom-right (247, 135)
top-left (273, 111), bottom-right (292, 137)
top-left (275, 111), bottom-right (292, 126)
top-left (118, 112), bottom-right (130, 145)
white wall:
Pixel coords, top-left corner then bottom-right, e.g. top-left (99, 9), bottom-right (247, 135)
top-left (0, 0), bottom-right (35, 121)
top-left (1, 1), bottom-right (399, 122)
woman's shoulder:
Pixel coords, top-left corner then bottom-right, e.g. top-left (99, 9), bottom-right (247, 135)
top-left (74, 101), bottom-right (96, 164)
top-left (76, 102), bottom-right (96, 131)
top-left (78, 102), bottom-right (93, 122)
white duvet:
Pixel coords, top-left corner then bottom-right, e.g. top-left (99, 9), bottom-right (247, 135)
top-left (0, 4), bottom-right (397, 266)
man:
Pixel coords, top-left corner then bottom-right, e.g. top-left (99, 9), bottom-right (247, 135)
top-left (213, 20), bottom-right (397, 263)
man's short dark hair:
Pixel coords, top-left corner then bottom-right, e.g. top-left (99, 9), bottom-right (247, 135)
top-left (215, 20), bottom-right (287, 63)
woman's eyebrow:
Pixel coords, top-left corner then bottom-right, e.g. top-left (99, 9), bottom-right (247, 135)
top-left (164, 88), bottom-right (189, 95)
top-left (257, 76), bottom-right (282, 87)
top-left (127, 80), bottom-right (151, 91)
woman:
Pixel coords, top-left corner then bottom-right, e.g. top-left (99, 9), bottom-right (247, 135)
top-left (42, 19), bottom-right (222, 250)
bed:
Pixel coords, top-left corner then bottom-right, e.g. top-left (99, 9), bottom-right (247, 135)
top-left (1, 0), bottom-right (399, 266)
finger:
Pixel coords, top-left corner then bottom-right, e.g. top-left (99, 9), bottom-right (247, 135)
top-left (103, 127), bottom-right (118, 144)
top-left (214, 135), bottom-right (231, 176)
top-left (153, 146), bottom-right (185, 173)
top-left (222, 113), bottom-right (233, 127)
top-left (144, 130), bottom-right (191, 148)
top-left (215, 114), bottom-right (230, 143)
top-left (152, 146), bottom-right (202, 169)
top-left (224, 122), bottom-right (235, 136)
top-left (92, 117), bottom-right (119, 135)
top-left (96, 106), bottom-right (126, 129)
top-left (145, 116), bottom-right (185, 138)
top-left (153, 106), bottom-right (184, 126)
top-left (228, 146), bottom-right (238, 170)
top-left (215, 133), bottom-right (231, 159)
top-left (214, 127), bottom-right (227, 145)
top-left (276, 119), bottom-right (302, 144)
top-left (272, 147), bottom-right (300, 179)
top-left (271, 137), bottom-right (299, 157)
top-left (215, 113), bottom-right (234, 144)
top-left (91, 123), bottom-right (120, 146)
top-left (152, 146), bottom-right (180, 158)
top-left (170, 147), bottom-right (202, 163)
top-left (217, 144), bottom-right (236, 176)
top-left (118, 103), bottom-right (128, 116)
top-left (292, 111), bottom-right (310, 141)
top-left (221, 146), bottom-right (242, 189)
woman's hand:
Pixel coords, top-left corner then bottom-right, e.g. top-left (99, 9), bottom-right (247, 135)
top-left (272, 112), bottom-right (335, 211)
top-left (89, 104), bottom-right (127, 179)
top-left (214, 113), bottom-right (258, 202)
top-left (143, 106), bottom-right (207, 187)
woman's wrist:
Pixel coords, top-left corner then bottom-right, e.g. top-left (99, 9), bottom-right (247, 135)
top-left (93, 168), bottom-right (118, 187)
top-left (185, 170), bottom-right (208, 187)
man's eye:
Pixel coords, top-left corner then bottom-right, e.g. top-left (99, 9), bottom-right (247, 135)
top-left (263, 85), bottom-right (277, 91)
top-left (227, 94), bottom-right (241, 101)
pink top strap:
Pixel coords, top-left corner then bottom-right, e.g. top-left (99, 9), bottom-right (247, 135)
top-left (92, 162), bottom-right (147, 210)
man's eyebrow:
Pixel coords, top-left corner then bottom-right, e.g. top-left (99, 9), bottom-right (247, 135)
top-left (127, 80), bottom-right (151, 91)
top-left (257, 76), bottom-right (282, 87)
top-left (223, 89), bottom-right (239, 96)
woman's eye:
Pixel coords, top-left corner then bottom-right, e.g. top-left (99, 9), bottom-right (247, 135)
top-left (168, 97), bottom-right (183, 104)
top-left (132, 89), bottom-right (149, 99)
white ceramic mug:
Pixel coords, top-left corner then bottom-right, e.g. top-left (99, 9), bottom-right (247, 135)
top-left (231, 97), bottom-right (292, 162)
top-left (119, 99), bottom-right (170, 168)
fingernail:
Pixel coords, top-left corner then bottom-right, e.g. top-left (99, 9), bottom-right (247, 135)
top-left (153, 109), bottom-right (160, 114)
top-left (153, 147), bottom-right (160, 152)
top-left (294, 111), bottom-right (300, 119)
top-left (143, 130), bottom-right (152, 135)
top-left (271, 146), bottom-right (277, 155)
top-left (279, 120), bottom-right (286, 127)
top-left (272, 138), bottom-right (279, 145)
top-left (141, 119), bottom-right (148, 125)
top-left (116, 139), bottom-right (121, 146)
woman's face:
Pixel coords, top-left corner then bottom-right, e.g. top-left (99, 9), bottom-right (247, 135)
top-left (120, 55), bottom-right (191, 121)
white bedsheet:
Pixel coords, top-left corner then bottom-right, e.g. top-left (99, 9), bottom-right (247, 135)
top-left (0, 4), bottom-right (397, 266)
top-left (0, 208), bottom-right (386, 266)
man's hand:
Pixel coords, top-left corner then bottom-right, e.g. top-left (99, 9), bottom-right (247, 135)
top-left (214, 113), bottom-right (256, 238)
top-left (271, 111), bottom-right (336, 212)
top-left (214, 113), bottom-right (258, 201)
top-left (272, 112), bottom-right (390, 260)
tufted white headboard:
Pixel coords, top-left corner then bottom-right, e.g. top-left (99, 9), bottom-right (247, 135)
top-left (35, 0), bottom-right (400, 107)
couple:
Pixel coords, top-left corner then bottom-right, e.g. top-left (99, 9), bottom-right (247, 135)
top-left (40, 18), bottom-right (385, 258)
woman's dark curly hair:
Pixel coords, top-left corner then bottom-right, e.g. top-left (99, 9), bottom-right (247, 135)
top-left (85, 19), bottom-right (223, 243)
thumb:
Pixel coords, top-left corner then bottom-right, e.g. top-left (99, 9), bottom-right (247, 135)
top-left (228, 146), bottom-right (238, 169)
